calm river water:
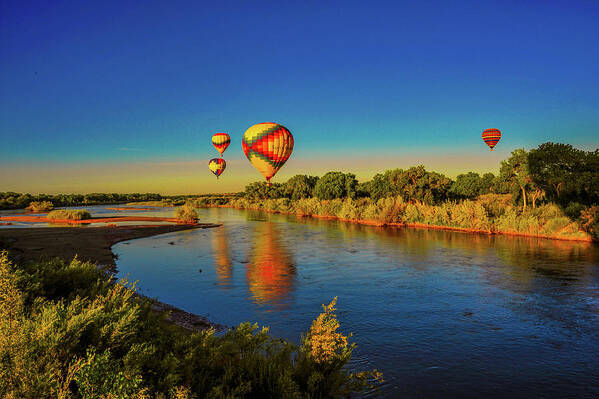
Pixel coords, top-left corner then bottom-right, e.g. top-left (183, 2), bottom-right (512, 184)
top-left (113, 207), bottom-right (599, 398)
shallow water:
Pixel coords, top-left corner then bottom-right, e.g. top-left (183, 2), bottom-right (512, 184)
top-left (0, 205), bottom-right (174, 228)
top-left (112, 207), bottom-right (599, 398)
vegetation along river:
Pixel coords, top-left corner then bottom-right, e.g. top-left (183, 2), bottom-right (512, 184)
top-left (113, 207), bottom-right (599, 398)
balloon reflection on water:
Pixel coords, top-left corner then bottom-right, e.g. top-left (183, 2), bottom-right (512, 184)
top-left (246, 222), bottom-right (296, 307)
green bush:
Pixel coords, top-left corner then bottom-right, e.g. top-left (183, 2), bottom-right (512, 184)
top-left (337, 199), bottom-right (361, 220)
top-left (0, 252), bottom-right (382, 398)
top-left (293, 198), bottom-right (321, 217)
top-left (47, 209), bottom-right (92, 220)
top-left (26, 201), bottom-right (54, 212)
top-left (175, 202), bottom-right (198, 223)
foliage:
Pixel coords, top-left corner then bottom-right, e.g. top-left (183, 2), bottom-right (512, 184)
top-left (295, 297), bottom-right (383, 397)
top-left (26, 201), bottom-right (54, 212)
top-left (47, 209), bottom-right (92, 220)
top-left (218, 193), bottom-right (596, 239)
top-left (244, 181), bottom-right (286, 200)
top-left (364, 166), bottom-right (452, 205)
top-left (174, 202), bottom-right (198, 223)
top-left (449, 172), bottom-right (496, 199)
top-left (528, 142), bottom-right (599, 207)
top-left (0, 192), bottom-right (162, 210)
top-left (0, 253), bottom-right (381, 398)
top-left (313, 172), bottom-right (358, 200)
top-left (75, 349), bottom-right (148, 399)
top-left (499, 148), bottom-right (547, 210)
top-left (579, 206), bottom-right (599, 239)
top-left (285, 175), bottom-right (319, 200)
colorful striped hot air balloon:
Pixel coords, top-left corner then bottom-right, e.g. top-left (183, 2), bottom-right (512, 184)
top-left (482, 128), bottom-right (501, 151)
top-left (208, 158), bottom-right (226, 178)
top-left (212, 133), bottom-right (231, 157)
top-left (242, 122), bottom-right (294, 185)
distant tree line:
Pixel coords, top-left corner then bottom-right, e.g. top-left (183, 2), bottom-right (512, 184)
top-left (242, 142), bottom-right (599, 218)
top-left (0, 192), bottom-right (163, 210)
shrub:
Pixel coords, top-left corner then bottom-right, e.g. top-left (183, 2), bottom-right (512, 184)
top-left (337, 199), bottom-right (361, 220)
top-left (47, 209), bottom-right (92, 220)
top-left (476, 194), bottom-right (512, 218)
top-left (564, 202), bottom-right (585, 219)
top-left (318, 199), bottom-right (344, 217)
top-left (580, 206), bottom-right (599, 239)
top-left (293, 198), bottom-right (321, 217)
top-left (26, 201), bottom-right (54, 212)
top-left (175, 202), bottom-right (198, 223)
top-left (0, 253), bottom-right (382, 398)
top-left (295, 297), bottom-right (383, 397)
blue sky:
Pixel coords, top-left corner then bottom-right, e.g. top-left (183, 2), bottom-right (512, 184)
top-left (1, 0), bottom-right (598, 193)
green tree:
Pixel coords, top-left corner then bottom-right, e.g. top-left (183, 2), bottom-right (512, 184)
top-left (528, 142), bottom-right (599, 207)
top-left (499, 148), bottom-right (545, 210)
top-left (449, 172), bottom-right (483, 199)
top-left (284, 175), bottom-right (319, 200)
top-left (313, 172), bottom-right (358, 200)
top-left (244, 182), bottom-right (285, 200)
top-left (480, 173), bottom-right (496, 194)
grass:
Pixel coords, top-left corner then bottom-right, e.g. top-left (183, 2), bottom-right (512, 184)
top-left (0, 251), bottom-right (382, 398)
top-left (47, 209), bottom-right (92, 220)
top-left (214, 194), bottom-right (595, 240)
top-left (26, 201), bottom-right (55, 212)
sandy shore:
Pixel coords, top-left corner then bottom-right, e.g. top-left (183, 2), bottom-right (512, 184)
top-left (0, 224), bottom-right (225, 332)
top-left (0, 215), bottom-right (184, 224)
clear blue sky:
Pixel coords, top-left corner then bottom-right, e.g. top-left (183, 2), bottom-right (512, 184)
top-left (1, 0), bottom-right (598, 193)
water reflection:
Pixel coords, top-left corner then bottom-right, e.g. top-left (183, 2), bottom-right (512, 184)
top-left (211, 226), bottom-right (233, 287)
top-left (246, 222), bottom-right (296, 307)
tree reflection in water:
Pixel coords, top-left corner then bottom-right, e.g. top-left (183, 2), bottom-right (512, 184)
top-left (246, 222), bottom-right (296, 307)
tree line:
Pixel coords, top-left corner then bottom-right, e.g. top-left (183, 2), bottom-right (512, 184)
top-left (0, 192), bottom-right (162, 210)
top-left (243, 142), bottom-right (599, 219)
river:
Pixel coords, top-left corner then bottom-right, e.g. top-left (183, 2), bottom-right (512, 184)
top-left (111, 207), bottom-right (599, 398)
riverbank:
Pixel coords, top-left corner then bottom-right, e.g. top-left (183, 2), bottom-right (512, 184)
top-left (202, 196), bottom-right (596, 243)
top-left (0, 224), bottom-right (223, 332)
top-left (0, 215), bottom-right (187, 225)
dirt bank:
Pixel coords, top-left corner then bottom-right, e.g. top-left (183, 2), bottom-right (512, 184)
top-left (0, 215), bottom-right (186, 224)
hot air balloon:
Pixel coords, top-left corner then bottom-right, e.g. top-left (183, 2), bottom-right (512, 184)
top-left (242, 122), bottom-right (294, 185)
top-left (482, 128), bottom-right (501, 151)
top-left (208, 158), bottom-right (226, 178)
top-left (212, 133), bottom-right (231, 157)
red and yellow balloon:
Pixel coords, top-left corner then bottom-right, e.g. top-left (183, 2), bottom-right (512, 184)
top-left (211, 133), bottom-right (231, 157)
top-left (482, 128), bottom-right (501, 151)
top-left (208, 158), bottom-right (226, 178)
top-left (242, 122), bottom-right (294, 185)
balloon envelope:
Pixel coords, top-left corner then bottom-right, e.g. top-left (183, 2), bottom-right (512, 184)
top-left (208, 158), bottom-right (226, 178)
top-left (242, 123), bottom-right (294, 183)
top-left (482, 128), bottom-right (501, 151)
top-left (212, 133), bottom-right (231, 156)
